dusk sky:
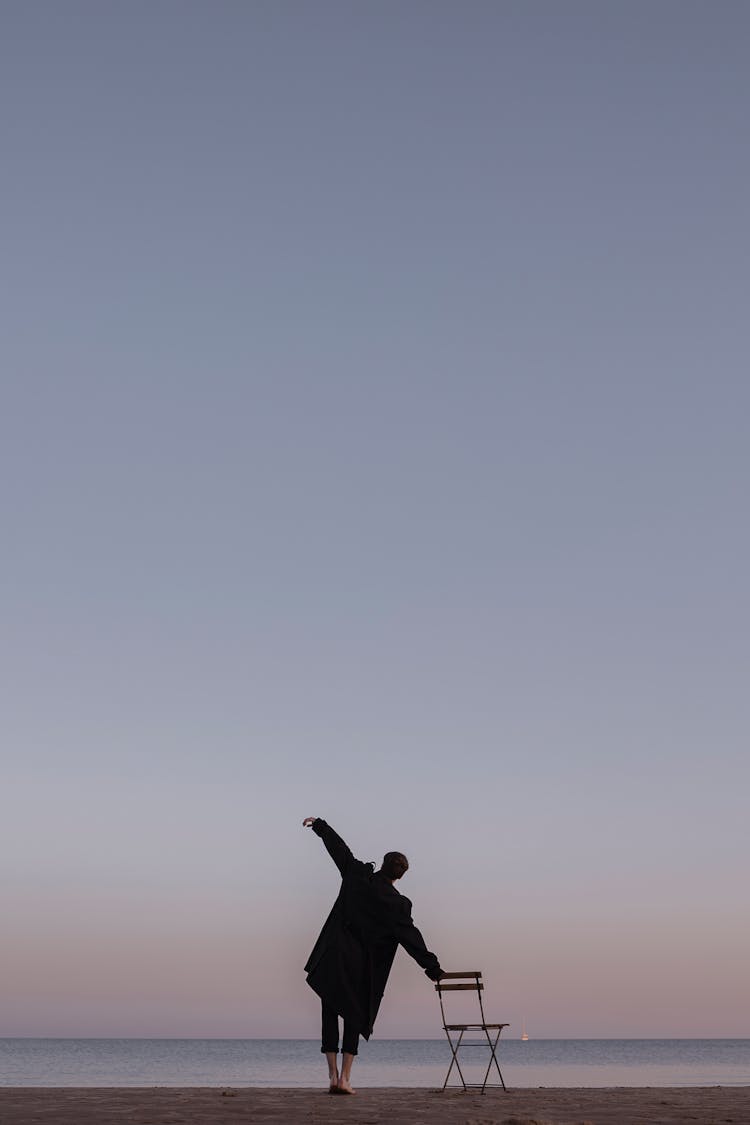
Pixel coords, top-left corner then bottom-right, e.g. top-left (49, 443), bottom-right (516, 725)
top-left (2, 1), bottom-right (748, 1040)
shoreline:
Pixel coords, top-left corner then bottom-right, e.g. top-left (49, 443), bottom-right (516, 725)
top-left (0, 1086), bottom-right (748, 1124)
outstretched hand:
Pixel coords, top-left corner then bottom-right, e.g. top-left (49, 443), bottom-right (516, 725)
top-left (302, 816), bottom-right (317, 828)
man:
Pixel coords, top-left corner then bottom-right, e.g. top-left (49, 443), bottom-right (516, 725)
top-left (303, 816), bottom-right (444, 1094)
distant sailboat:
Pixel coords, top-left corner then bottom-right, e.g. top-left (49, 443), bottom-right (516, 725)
top-left (521, 1018), bottom-right (529, 1041)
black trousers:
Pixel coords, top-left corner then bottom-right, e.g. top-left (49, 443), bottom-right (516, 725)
top-left (321, 1001), bottom-right (359, 1056)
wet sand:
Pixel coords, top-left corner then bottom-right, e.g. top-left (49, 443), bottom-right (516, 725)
top-left (0, 1087), bottom-right (746, 1124)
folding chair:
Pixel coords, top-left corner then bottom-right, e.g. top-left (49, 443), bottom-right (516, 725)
top-left (435, 971), bottom-right (509, 1093)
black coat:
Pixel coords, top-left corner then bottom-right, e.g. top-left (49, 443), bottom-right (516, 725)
top-left (304, 819), bottom-right (443, 1039)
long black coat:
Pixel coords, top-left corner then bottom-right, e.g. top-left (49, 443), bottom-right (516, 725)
top-left (304, 819), bottom-right (442, 1040)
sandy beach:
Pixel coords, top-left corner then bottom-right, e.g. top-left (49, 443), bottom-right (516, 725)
top-left (0, 1087), bottom-right (746, 1124)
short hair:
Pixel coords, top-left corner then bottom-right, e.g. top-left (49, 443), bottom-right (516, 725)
top-left (381, 851), bottom-right (409, 880)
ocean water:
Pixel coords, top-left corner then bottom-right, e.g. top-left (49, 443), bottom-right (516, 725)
top-left (1, 1039), bottom-right (748, 1088)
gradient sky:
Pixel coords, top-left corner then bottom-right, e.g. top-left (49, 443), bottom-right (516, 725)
top-left (2, 1), bottom-right (748, 1040)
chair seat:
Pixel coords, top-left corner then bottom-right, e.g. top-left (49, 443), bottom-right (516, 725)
top-left (445, 1023), bottom-right (509, 1030)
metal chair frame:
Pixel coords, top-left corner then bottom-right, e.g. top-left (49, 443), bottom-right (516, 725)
top-left (435, 971), bottom-right (509, 1093)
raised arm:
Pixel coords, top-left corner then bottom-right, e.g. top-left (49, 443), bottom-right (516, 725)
top-left (302, 816), bottom-right (354, 877)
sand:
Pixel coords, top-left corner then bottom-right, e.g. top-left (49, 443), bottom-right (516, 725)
top-left (0, 1087), bottom-right (746, 1125)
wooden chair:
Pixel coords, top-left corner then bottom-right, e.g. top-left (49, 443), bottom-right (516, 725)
top-left (435, 971), bottom-right (509, 1092)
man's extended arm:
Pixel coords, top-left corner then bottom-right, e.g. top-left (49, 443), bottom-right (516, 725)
top-left (394, 899), bottom-right (443, 981)
top-left (303, 816), bottom-right (354, 877)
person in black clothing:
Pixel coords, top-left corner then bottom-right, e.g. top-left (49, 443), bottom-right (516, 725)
top-left (303, 816), bottom-right (444, 1094)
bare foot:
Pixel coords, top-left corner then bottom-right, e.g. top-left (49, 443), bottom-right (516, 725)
top-left (336, 1081), bottom-right (356, 1095)
top-left (325, 1050), bottom-right (339, 1092)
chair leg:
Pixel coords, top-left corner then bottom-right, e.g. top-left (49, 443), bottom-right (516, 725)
top-left (442, 1027), bottom-right (508, 1093)
top-left (441, 1029), bottom-right (468, 1091)
top-left (479, 1028), bottom-right (507, 1093)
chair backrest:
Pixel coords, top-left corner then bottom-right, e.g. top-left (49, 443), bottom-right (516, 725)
top-left (435, 971), bottom-right (488, 1028)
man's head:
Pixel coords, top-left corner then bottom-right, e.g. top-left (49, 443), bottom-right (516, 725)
top-left (380, 851), bottom-right (409, 881)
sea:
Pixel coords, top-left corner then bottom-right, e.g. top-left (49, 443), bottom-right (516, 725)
top-left (1, 1039), bottom-right (748, 1088)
